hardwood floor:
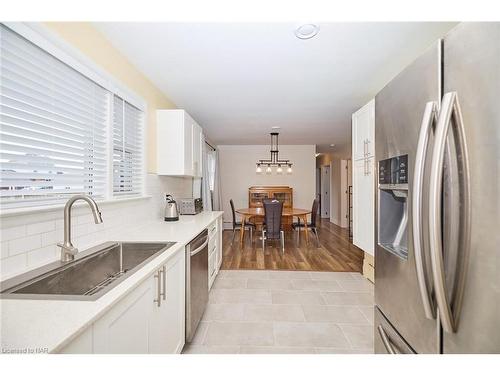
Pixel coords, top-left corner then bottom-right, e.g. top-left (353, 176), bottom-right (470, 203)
top-left (221, 219), bottom-right (364, 272)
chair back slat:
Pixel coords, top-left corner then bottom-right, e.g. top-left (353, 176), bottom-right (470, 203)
top-left (263, 199), bottom-right (283, 239)
top-left (310, 198), bottom-right (319, 227)
top-left (230, 199), bottom-right (237, 229)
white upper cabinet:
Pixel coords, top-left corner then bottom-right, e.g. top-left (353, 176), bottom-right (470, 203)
top-left (352, 99), bottom-right (375, 161)
top-left (157, 109), bottom-right (203, 177)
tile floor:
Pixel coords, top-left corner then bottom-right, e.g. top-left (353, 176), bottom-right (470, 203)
top-left (182, 270), bottom-right (374, 354)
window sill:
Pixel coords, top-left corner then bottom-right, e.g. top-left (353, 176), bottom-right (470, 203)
top-left (0, 196), bottom-right (153, 218)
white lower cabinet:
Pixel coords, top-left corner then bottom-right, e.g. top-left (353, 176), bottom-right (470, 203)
top-left (59, 249), bottom-right (185, 354)
top-left (208, 217), bottom-right (222, 290)
top-left (150, 249), bottom-right (185, 354)
top-left (353, 158), bottom-right (375, 256)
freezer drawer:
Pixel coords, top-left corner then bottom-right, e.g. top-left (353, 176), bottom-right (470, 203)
top-left (375, 306), bottom-right (416, 354)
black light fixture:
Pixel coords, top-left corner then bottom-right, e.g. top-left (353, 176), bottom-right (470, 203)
top-left (256, 132), bottom-right (293, 174)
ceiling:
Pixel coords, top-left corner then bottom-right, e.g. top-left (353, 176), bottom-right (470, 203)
top-left (94, 22), bottom-right (456, 157)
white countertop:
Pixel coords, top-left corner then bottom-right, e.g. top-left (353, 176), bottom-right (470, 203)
top-left (0, 211), bottom-right (223, 353)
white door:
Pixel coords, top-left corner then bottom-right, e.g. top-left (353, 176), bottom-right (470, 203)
top-left (315, 168), bottom-right (321, 214)
top-left (352, 159), bottom-right (374, 255)
top-left (321, 165), bottom-right (330, 218)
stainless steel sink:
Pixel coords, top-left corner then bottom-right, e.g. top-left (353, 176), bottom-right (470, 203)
top-left (0, 241), bottom-right (176, 301)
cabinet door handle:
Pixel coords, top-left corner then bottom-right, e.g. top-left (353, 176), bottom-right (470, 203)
top-left (366, 139), bottom-right (371, 157)
top-left (154, 269), bottom-right (162, 307)
top-left (161, 265), bottom-right (166, 301)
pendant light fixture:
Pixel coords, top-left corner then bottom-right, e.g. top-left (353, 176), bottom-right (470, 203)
top-left (256, 132), bottom-right (293, 174)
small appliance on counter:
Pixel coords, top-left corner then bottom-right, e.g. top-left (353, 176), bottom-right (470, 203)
top-left (178, 198), bottom-right (203, 215)
top-left (164, 194), bottom-right (179, 221)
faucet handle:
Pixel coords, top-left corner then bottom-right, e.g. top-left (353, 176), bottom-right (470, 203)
top-left (57, 242), bottom-right (78, 262)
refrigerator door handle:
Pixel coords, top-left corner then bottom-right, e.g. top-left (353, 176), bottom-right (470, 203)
top-left (377, 325), bottom-right (397, 354)
top-left (429, 91), bottom-right (471, 333)
top-left (412, 101), bottom-right (438, 320)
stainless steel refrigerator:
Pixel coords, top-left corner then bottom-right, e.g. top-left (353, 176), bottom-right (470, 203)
top-left (374, 23), bottom-right (500, 354)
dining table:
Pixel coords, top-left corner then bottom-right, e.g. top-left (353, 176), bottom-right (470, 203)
top-left (235, 207), bottom-right (312, 246)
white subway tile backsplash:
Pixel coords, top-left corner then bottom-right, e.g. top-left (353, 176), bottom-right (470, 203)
top-left (26, 221), bottom-right (55, 235)
top-left (9, 234), bottom-right (42, 256)
top-left (41, 230), bottom-right (59, 247)
top-left (1, 253), bottom-right (27, 278)
top-left (0, 174), bottom-right (193, 280)
top-left (27, 245), bottom-right (58, 267)
top-left (1, 242), bottom-right (9, 259)
top-left (1, 225), bottom-right (26, 241)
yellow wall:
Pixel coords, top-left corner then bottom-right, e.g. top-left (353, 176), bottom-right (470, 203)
top-left (44, 22), bottom-right (176, 173)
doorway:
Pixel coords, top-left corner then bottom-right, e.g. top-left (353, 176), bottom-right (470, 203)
top-left (321, 165), bottom-right (330, 218)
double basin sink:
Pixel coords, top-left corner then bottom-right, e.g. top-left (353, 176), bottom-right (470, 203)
top-left (0, 241), bottom-right (176, 300)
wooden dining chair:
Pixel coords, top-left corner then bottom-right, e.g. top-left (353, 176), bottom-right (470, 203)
top-left (292, 198), bottom-right (320, 247)
top-left (262, 199), bottom-right (285, 253)
top-left (230, 199), bottom-right (255, 243)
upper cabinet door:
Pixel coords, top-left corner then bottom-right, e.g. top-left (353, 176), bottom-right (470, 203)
top-left (156, 109), bottom-right (204, 176)
top-left (352, 99), bottom-right (375, 161)
top-left (191, 121), bottom-right (203, 178)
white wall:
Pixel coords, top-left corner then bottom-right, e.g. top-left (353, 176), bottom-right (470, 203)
top-left (0, 175), bottom-right (192, 280)
top-left (218, 145), bottom-right (316, 226)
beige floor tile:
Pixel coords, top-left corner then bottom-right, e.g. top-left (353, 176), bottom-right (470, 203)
top-left (357, 306), bottom-right (374, 324)
top-left (302, 305), bottom-right (370, 324)
top-left (291, 279), bottom-right (343, 292)
top-left (349, 272), bottom-right (366, 281)
top-left (246, 278), bottom-right (294, 290)
top-left (322, 292), bottom-right (374, 306)
top-left (204, 321), bottom-right (274, 346)
top-left (271, 290), bottom-right (326, 305)
top-left (314, 347), bottom-right (373, 354)
top-left (202, 303), bottom-right (246, 322)
top-left (210, 289), bottom-right (272, 304)
top-left (308, 272), bottom-right (356, 281)
top-left (212, 278), bottom-right (247, 289)
top-left (243, 304), bottom-right (305, 322)
top-left (268, 270), bottom-right (312, 279)
top-left (274, 322), bottom-right (350, 348)
top-left (337, 279), bottom-right (374, 293)
top-left (340, 324), bottom-right (374, 349)
top-left (218, 270), bottom-right (269, 279)
top-left (182, 345), bottom-right (240, 354)
top-left (240, 346), bottom-right (315, 354)
top-left (190, 321), bottom-right (209, 344)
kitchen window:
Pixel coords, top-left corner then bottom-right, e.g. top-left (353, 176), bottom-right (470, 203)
top-left (112, 95), bottom-right (143, 197)
top-left (0, 23), bottom-right (146, 210)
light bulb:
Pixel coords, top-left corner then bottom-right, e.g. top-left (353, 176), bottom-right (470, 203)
top-left (266, 165), bottom-right (272, 174)
top-left (277, 165), bottom-right (283, 174)
top-left (287, 165), bottom-right (293, 174)
top-left (256, 164), bottom-right (262, 173)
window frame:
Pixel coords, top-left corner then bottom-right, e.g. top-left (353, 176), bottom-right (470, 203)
top-left (1, 22), bottom-right (147, 210)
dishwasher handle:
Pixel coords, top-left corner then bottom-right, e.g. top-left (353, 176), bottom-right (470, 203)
top-left (190, 236), bottom-right (209, 256)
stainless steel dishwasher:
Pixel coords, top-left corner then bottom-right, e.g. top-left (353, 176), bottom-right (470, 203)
top-left (185, 229), bottom-right (209, 342)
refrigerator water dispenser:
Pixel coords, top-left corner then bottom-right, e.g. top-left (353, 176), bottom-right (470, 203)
top-left (378, 155), bottom-right (409, 259)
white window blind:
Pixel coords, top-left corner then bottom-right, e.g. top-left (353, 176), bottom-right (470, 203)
top-left (112, 95), bottom-right (143, 197)
top-left (0, 25), bottom-right (109, 208)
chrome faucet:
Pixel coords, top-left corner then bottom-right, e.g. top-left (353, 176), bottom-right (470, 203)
top-left (58, 194), bottom-right (103, 262)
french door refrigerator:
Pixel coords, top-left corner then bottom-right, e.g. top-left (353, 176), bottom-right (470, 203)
top-left (374, 22), bottom-right (500, 354)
